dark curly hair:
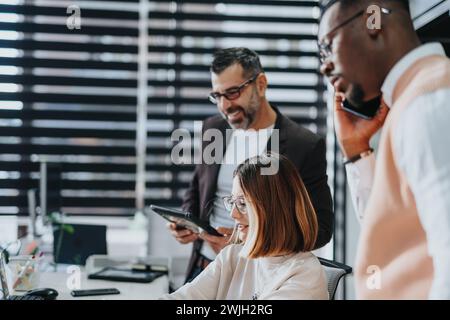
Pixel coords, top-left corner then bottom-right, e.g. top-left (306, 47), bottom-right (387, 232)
top-left (211, 47), bottom-right (263, 78)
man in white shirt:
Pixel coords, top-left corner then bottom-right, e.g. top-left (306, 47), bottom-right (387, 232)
top-left (168, 48), bottom-right (334, 283)
top-left (318, 0), bottom-right (450, 299)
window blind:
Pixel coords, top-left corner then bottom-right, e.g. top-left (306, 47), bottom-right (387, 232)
top-left (0, 0), bottom-right (329, 216)
top-left (145, 0), bottom-right (328, 208)
top-left (0, 0), bottom-right (140, 216)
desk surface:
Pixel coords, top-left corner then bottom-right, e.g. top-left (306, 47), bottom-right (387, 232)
top-left (15, 266), bottom-right (169, 300)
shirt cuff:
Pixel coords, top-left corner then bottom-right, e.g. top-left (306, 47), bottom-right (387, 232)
top-left (346, 153), bottom-right (376, 188)
top-left (345, 153), bottom-right (376, 222)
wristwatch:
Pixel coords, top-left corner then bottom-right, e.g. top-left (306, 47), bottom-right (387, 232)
top-left (343, 148), bottom-right (374, 165)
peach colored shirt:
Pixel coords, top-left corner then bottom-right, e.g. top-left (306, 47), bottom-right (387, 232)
top-left (348, 43), bottom-right (450, 299)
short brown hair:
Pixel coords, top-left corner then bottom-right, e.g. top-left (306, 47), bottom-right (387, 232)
top-left (233, 153), bottom-right (318, 258)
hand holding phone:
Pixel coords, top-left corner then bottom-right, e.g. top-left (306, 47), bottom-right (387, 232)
top-left (341, 95), bottom-right (382, 120)
top-left (167, 221), bottom-right (199, 244)
top-left (174, 223), bottom-right (187, 231)
top-left (333, 93), bottom-right (389, 158)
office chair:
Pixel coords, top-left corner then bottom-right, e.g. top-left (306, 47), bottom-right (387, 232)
top-left (318, 257), bottom-right (352, 300)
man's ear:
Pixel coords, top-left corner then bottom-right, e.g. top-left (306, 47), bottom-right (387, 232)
top-left (256, 73), bottom-right (268, 96)
top-left (364, 4), bottom-right (384, 38)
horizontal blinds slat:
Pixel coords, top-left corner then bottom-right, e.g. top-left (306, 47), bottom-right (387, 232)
top-left (147, 79), bottom-right (323, 90)
top-left (0, 161), bottom-right (135, 173)
top-left (148, 11), bottom-right (317, 24)
top-left (0, 144), bottom-right (135, 156)
top-left (144, 199), bottom-right (182, 207)
top-left (146, 147), bottom-right (188, 155)
top-left (0, 180), bottom-right (135, 191)
top-left (0, 110), bottom-right (136, 122)
top-left (0, 162), bottom-right (192, 174)
top-left (145, 182), bottom-right (189, 189)
top-left (0, 127), bottom-right (135, 139)
top-left (147, 28), bottom-right (317, 40)
top-left (0, 39), bottom-right (138, 54)
top-left (147, 63), bottom-right (318, 73)
top-left (9, 209), bottom-right (136, 217)
top-left (0, 57), bottom-right (137, 71)
top-left (145, 113), bottom-right (324, 122)
top-left (148, 45), bottom-right (318, 57)
top-left (0, 74), bottom-right (136, 88)
top-left (151, 0), bottom-right (317, 6)
top-left (147, 97), bottom-right (325, 108)
top-left (146, 165), bottom-right (195, 172)
top-left (0, 93), bottom-right (136, 105)
top-left (40, 0), bottom-right (140, 2)
top-left (0, 22), bottom-right (138, 37)
top-left (0, 4), bottom-right (139, 20)
top-left (0, 197), bottom-right (135, 208)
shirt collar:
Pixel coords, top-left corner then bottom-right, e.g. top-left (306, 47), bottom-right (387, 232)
top-left (381, 42), bottom-right (446, 107)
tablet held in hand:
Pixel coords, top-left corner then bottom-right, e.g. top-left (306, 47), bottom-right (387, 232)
top-left (149, 205), bottom-right (222, 237)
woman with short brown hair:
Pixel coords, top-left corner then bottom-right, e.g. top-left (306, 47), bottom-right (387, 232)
top-left (162, 153), bottom-right (328, 300)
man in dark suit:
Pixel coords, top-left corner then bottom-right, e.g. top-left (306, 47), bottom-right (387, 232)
top-left (167, 47), bottom-right (333, 282)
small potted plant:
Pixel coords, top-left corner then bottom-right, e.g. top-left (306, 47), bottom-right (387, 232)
top-left (48, 212), bottom-right (74, 271)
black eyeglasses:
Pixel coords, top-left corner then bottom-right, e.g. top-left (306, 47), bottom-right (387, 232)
top-left (222, 195), bottom-right (247, 214)
top-left (318, 7), bottom-right (392, 64)
top-left (208, 73), bottom-right (259, 105)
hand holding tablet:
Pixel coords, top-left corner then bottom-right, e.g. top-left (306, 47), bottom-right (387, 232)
top-left (149, 205), bottom-right (223, 237)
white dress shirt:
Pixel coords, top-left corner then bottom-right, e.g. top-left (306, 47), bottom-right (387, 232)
top-left (346, 43), bottom-right (450, 299)
top-left (201, 126), bottom-right (274, 260)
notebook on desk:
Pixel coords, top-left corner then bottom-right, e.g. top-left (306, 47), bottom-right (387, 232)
top-left (88, 267), bottom-right (165, 283)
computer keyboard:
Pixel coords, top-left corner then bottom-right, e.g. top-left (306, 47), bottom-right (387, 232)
top-left (8, 295), bottom-right (45, 300)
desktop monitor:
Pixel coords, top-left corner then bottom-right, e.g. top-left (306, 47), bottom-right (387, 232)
top-left (53, 224), bottom-right (107, 265)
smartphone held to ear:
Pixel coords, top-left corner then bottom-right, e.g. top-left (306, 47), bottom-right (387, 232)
top-left (341, 95), bottom-right (382, 119)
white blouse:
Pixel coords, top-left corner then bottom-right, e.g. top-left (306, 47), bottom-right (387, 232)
top-left (161, 244), bottom-right (328, 300)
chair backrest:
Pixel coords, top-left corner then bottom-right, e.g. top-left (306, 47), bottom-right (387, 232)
top-left (318, 257), bottom-right (352, 300)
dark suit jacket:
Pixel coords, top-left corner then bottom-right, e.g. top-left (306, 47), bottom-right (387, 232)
top-left (181, 106), bottom-right (334, 279)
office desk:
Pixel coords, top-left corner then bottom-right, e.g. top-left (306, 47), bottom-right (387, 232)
top-left (3, 217), bottom-right (171, 299)
top-left (15, 266), bottom-right (169, 300)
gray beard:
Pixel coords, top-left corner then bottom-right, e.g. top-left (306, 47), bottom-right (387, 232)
top-left (223, 90), bottom-right (259, 130)
top-left (228, 112), bottom-right (252, 130)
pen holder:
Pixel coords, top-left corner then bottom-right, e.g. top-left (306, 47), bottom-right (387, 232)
top-left (9, 255), bottom-right (41, 292)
